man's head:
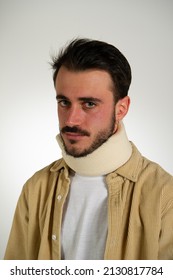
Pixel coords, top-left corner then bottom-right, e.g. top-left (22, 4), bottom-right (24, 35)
top-left (51, 38), bottom-right (131, 157)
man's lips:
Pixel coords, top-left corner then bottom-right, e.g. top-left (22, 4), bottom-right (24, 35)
top-left (64, 132), bottom-right (87, 140)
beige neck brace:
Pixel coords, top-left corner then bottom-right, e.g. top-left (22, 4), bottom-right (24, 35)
top-left (56, 122), bottom-right (132, 176)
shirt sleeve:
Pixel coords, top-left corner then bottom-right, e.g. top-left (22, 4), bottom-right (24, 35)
top-left (4, 184), bottom-right (29, 260)
top-left (159, 179), bottom-right (173, 260)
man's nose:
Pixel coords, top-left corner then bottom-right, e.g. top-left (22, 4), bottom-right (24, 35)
top-left (65, 105), bottom-right (84, 126)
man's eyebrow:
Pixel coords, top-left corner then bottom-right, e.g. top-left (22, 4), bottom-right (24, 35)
top-left (56, 94), bottom-right (69, 101)
top-left (78, 97), bottom-right (102, 103)
top-left (56, 95), bottom-right (102, 103)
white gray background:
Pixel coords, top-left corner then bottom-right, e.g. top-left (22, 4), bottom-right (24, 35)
top-left (0, 0), bottom-right (173, 259)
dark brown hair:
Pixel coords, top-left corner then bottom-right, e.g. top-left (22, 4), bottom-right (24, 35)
top-left (51, 38), bottom-right (132, 101)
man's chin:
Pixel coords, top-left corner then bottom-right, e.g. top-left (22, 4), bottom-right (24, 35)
top-left (63, 129), bottom-right (114, 158)
top-left (65, 147), bottom-right (90, 158)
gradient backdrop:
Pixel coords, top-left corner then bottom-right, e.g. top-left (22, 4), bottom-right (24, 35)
top-left (1, 0), bottom-right (173, 259)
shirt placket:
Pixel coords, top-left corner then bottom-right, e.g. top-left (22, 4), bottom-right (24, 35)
top-left (104, 173), bottom-right (123, 259)
top-left (51, 168), bottom-right (70, 259)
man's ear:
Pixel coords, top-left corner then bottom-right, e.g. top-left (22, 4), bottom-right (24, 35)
top-left (115, 96), bottom-right (130, 122)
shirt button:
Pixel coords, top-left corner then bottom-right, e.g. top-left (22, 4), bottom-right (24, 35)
top-left (52, 234), bottom-right (57, 240)
top-left (57, 195), bottom-right (62, 201)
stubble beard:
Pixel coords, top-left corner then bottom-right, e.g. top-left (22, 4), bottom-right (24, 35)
top-left (61, 114), bottom-right (116, 158)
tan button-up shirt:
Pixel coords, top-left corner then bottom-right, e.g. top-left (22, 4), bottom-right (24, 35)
top-left (4, 143), bottom-right (173, 259)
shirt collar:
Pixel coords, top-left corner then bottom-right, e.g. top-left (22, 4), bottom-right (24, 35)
top-left (113, 142), bottom-right (142, 182)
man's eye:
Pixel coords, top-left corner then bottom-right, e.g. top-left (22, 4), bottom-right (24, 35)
top-left (58, 100), bottom-right (70, 107)
top-left (84, 102), bottom-right (96, 109)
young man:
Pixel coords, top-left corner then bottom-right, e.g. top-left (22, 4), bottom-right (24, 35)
top-left (4, 39), bottom-right (173, 260)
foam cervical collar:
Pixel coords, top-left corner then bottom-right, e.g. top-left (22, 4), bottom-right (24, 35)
top-left (56, 122), bottom-right (132, 176)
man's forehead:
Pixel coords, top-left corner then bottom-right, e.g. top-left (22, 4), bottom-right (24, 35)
top-left (55, 66), bottom-right (115, 93)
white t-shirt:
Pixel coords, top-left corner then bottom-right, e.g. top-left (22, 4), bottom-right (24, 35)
top-left (61, 172), bottom-right (108, 260)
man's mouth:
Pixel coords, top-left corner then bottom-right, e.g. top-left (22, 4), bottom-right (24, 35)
top-left (61, 126), bottom-right (90, 137)
top-left (64, 132), bottom-right (86, 141)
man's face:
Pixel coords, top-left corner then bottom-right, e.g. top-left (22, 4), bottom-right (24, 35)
top-left (55, 66), bottom-right (117, 157)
